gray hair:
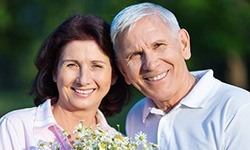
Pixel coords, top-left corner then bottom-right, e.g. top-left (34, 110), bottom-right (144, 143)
top-left (110, 2), bottom-right (181, 54)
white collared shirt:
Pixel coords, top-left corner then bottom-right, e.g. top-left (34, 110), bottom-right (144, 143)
top-left (0, 99), bottom-right (116, 150)
top-left (126, 69), bottom-right (250, 150)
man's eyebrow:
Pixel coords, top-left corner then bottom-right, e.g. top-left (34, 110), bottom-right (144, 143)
top-left (123, 49), bottom-right (134, 58)
top-left (151, 39), bottom-right (167, 44)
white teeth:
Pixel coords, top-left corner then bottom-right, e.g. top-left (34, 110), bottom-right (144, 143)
top-left (75, 89), bottom-right (93, 94)
top-left (148, 72), bottom-right (167, 81)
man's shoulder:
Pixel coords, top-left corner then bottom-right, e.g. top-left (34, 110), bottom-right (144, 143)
top-left (126, 97), bottom-right (147, 134)
top-left (127, 97), bottom-right (147, 117)
top-left (213, 82), bottom-right (250, 115)
top-left (130, 97), bottom-right (147, 111)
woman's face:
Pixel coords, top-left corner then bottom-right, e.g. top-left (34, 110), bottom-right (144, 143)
top-left (53, 40), bottom-right (114, 112)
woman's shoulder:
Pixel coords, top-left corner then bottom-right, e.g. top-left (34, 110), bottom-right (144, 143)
top-left (0, 106), bottom-right (37, 124)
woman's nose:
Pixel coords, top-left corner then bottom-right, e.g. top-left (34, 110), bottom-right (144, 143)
top-left (76, 68), bottom-right (91, 86)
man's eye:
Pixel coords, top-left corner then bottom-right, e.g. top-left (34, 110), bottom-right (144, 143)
top-left (153, 43), bottom-right (164, 49)
top-left (129, 52), bottom-right (143, 60)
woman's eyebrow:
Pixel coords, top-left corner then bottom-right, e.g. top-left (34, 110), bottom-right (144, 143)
top-left (61, 59), bottom-right (78, 63)
top-left (91, 60), bottom-right (108, 65)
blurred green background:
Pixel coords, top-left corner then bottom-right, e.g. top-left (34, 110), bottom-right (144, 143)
top-left (0, 0), bottom-right (249, 134)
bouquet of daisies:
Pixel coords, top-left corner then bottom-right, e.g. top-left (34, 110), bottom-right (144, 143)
top-left (37, 121), bottom-right (157, 150)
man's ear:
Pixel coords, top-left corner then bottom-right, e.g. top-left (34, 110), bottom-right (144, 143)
top-left (116, 59), bottom-right (132, 85)
top-left (178, 29), bottom-right (191, 60)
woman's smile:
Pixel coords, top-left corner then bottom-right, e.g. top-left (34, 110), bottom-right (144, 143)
top-left (72, 88), bottom-right (95, 97)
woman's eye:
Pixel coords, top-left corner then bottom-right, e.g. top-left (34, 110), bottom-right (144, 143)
top-left (93, 64), bottom-right (103, 68)
top-left (67, 63), bottom-right (78, 68)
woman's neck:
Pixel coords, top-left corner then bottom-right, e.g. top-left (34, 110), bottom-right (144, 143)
top-left (51, 103), bottom-right (97, 140)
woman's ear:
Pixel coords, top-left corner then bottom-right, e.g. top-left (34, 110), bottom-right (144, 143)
top-left (111, 71), bottom-right (118, 85)
top-left (178, 29), bottom-right (191, 60)
top-left (53, 70), bottom-right (57, 82)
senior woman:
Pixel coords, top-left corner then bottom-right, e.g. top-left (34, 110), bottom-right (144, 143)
top-left (0, 14), bottom-right (130, 149)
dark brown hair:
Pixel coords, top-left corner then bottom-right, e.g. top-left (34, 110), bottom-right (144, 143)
top-left (29, 14), bottom-right (130, 117)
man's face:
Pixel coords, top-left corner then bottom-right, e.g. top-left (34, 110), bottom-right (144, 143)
top-left (116, 15), bottom-right (191, 105)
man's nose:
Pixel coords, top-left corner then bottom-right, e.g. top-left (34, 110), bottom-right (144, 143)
top-left (142, 52), bottom-right (159, 71)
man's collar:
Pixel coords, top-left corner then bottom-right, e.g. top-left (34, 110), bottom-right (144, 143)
top-left (181, 69), bottom-right (220, 108)
top-left (142, 98), bottom-right (165, 123)
top-left (142, 69), bottom-right (220, 123)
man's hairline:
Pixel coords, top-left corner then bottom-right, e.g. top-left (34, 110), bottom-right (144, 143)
top-left (113, 13), bottom-right (179, 63)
